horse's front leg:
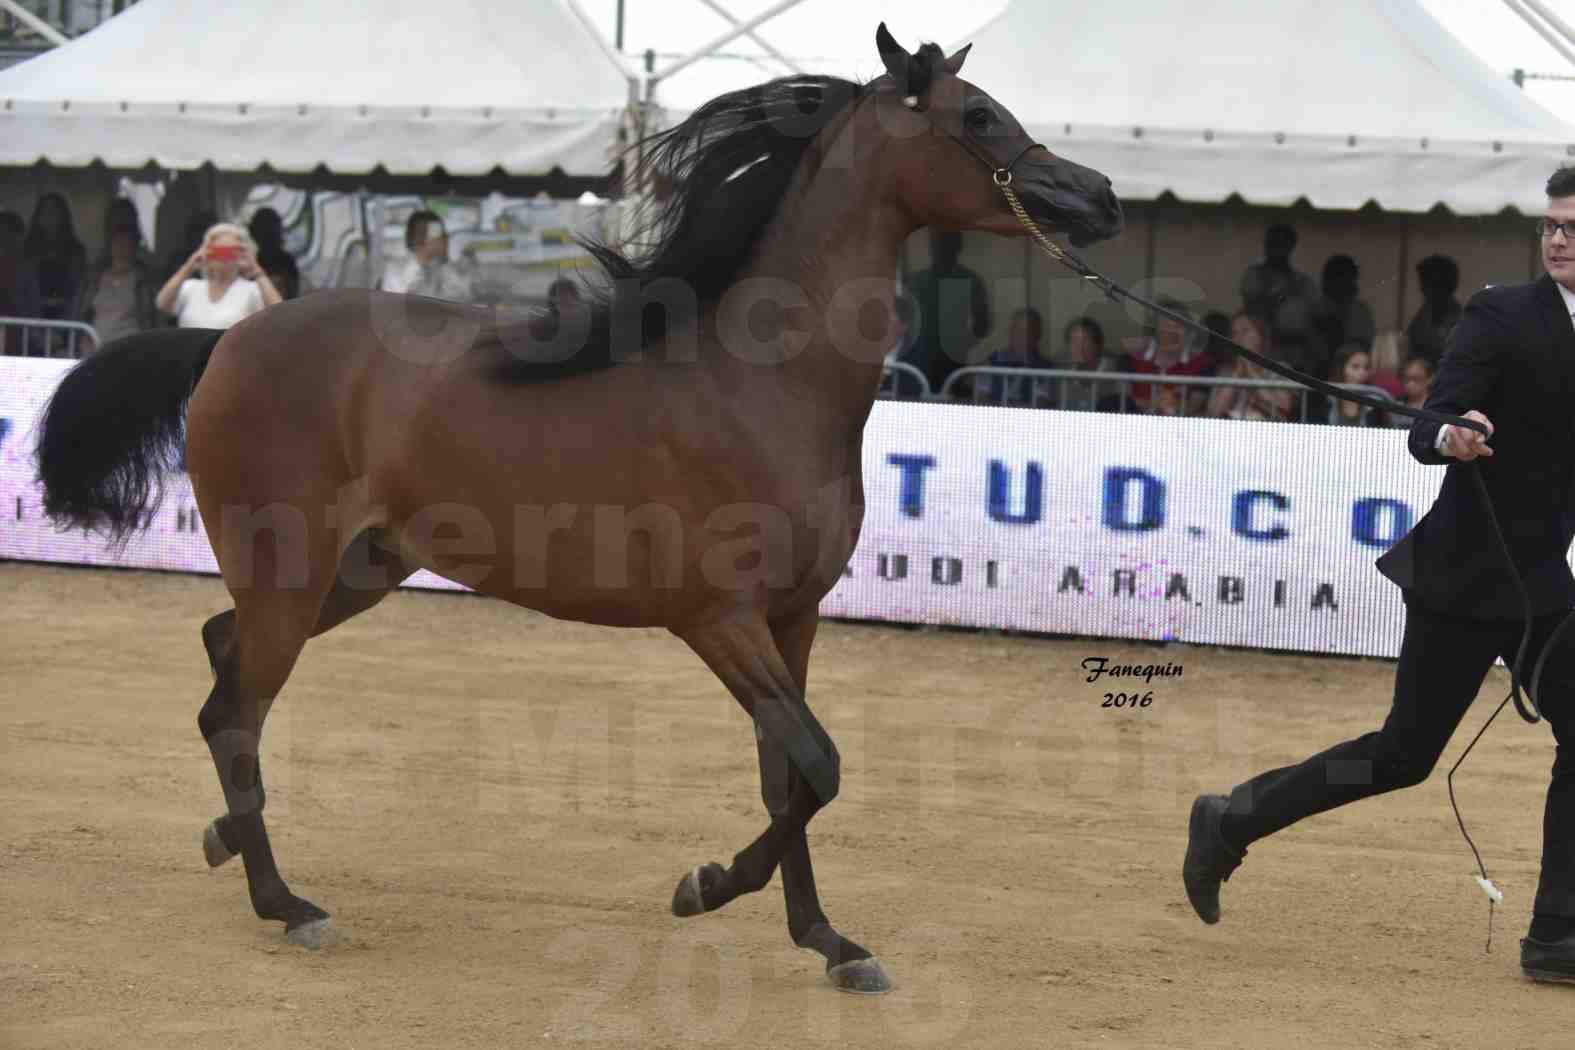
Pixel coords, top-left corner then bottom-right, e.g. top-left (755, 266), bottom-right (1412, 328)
top-left (673, 612), bottom-right (891, 993)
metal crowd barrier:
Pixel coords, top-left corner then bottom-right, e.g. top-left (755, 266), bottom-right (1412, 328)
top-left (875, 359), bottom-right (932, 400)
top-left (924, 366), bottom-right (1398, 424)
top-left (0, 317), bottom-right (101, 359)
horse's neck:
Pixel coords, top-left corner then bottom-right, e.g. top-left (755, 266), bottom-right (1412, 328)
top-left (728, 172), bottom-right (910, 428)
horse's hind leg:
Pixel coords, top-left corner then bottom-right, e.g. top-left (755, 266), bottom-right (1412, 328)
top-left (672, 612), bottom-right (891, 993)
top-left (201, 531), bottom-right (411, 875)
top-left (199, 579), bottom-right (331, 946)
top-left (196, 509), bottom-right (390, 947)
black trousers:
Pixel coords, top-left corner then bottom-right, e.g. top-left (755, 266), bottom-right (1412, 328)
top-left (1220, 596), bottom-right (1575, 918)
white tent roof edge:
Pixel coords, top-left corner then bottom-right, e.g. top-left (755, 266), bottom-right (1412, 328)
top-left (0, 0), bottom-right (639, 177)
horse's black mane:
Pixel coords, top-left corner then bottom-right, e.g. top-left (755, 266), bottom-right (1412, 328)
top-left (487, 73), bottom-right (868, 384)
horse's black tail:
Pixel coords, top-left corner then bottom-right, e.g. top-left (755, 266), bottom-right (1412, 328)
top-left (36, 327), bottom-right (225, 542)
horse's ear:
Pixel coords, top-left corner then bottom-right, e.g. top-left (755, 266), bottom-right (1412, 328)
top-left (875, 22), bottom-right (911, 85)
top-left (943, 43), bottom-right (971, 75)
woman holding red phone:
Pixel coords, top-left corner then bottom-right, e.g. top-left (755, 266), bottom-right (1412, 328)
top-left (155, 222), bottom-right (282, 328)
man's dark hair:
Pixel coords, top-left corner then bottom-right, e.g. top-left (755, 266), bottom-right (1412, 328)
top-left (1416, 254), bottom-right (1459, 295)
top-left (405, 209), bottom-right (444, 250)
top-left (1264, 222), bottom-right (1297, 256)
top-left (1012, 306), bottom-right (1044, 342)
top-left (1064, 314), bottom-right (1104, 351)
top-left (249, 207), bottom-right (285, 250)
top-left (1323, 254), bottom-right (1358, 283)
top-left (1547, 165), bottom-right (1575, 199)
top-left (1402, 352), bottom-right (1437, 375)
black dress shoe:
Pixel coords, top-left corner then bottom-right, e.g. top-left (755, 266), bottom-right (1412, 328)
top-left (1183, 793), bottom-right (1245, 925)
top-left (1521, 934), bottom-right (1575, 984)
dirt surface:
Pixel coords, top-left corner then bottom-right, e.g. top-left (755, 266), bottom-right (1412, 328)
top-left (2, 560), bottom-right (1570, 1048)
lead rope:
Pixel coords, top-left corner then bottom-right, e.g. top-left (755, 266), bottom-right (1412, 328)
top-left (992, 172), bottom-right (1554, 952)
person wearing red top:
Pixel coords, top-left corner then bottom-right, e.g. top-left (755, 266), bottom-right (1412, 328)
top-left (1129, 297), bottom-right (1214, 414)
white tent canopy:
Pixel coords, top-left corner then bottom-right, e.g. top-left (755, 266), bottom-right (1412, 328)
top-left (632, 0), bottom-right (1575, 215)
top-left (958, 0), bottom-right (1575, 214)
top-left (0, 0), bottom-right (635, 177)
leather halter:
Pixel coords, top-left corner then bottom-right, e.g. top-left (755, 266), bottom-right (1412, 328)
top-left (901, 91), bottom-right (1047, 188)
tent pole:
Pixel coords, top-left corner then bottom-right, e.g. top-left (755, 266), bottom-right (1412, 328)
top-left (649, 0), bottom-right (808, 85)
top-left (0, 0), bottom-right (69, 46)
top-left (1519, 0), bottom-right (1575, 50)
top-left (696, 0), bottom-right (804, 74)
top-left (563, 0), bottom-right (640, 83)
top-left (1501, 0), bottom-right (1575, 67)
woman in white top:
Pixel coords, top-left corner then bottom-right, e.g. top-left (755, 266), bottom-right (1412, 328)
top-left (155, 221), bottom-right (282, 328)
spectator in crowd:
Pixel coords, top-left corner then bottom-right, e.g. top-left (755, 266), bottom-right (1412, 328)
top-left (968, 306), bottom-right (1052, 407)
top-left (156, 221), bottom-right (282, 328)
top-left (1271, 330), bottom-right (1313, 375)
top-left (380, 210), bottom-right (474, 301)
top-left (903, 229), bottom-right (990, 395)
top-left (1201, 309), bottom-right (1234, 374)
top-left (882, 282), bottom-right (927, 400)
top-left (1325, 343), bottom-right (1384, 427)
top-left (74, 220), bottom-right (155, 345)
top-left (1315, 254), bottom-right (1375, 354)
top-left (1390, 353), bottom-right (1436, 425)
top-left (1206, 311), bottom-right (1297, 422)
top-left (1405, 254), bottom-right (1463, 367)
top-left (1368, 330), bottom-right (1407, 398)
top-left (159, 209), bottom-right (218, 288)
top-left (1131, 297), bottom-right (1213, 415)
top-left (23, 192), bottom-right (87, 324)
top-left (248, 207), bottom-right (301, 300)
top-left (1059, 315), bottom-right (1130, 412)
top-left (1206, 312), bottom-right (1265, 417)
top-left (102, 198), bottom-right (143, 258)
top-left (0, 210), bottom-right (41, 354)
top-left (1239, 222), bottom-right (1322, 360)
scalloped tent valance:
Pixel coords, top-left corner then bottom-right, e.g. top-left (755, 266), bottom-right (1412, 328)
top-left (954, 0), bottom-right (1575, 214)
top-left (0, 0), bottom-right (636, 177)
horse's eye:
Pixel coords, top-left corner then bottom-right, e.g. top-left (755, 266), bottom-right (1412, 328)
top-left (965, 106), bottom-right (992, 131)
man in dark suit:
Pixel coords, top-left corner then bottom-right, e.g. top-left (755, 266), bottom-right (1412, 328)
top-left (1184, 165), bottom-right (1575, 984)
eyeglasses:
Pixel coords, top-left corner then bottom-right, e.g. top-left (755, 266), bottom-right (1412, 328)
top-left (1537, 218), bottom-right (1575, 239)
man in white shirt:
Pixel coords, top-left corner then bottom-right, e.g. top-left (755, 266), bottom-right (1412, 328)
top-left (379, 210), bottom-right (475, 302)
top-left (1186, 165), bottom-right (1575, 987)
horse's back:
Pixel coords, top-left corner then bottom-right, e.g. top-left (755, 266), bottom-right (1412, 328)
top-left (186, 291), bottom-right (449, 536)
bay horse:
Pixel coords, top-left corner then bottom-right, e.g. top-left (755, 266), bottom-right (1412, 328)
top-left (35, 25), bottom-right (1120, 993)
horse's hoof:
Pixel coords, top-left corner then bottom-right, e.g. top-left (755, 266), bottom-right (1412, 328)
top-left (827, 957), bottom-right (893, 995)
top-left (203, 819), bottom-right (237, 868)
top-left (671, 865), bottom-right (708, 917)
top-left (285, 917), bottom-right (339, 951)
top-left (670, 863), bottom-right (725, 917)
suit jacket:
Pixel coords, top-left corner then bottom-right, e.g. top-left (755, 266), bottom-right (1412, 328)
top-left (1376, 275), bottom-right (1575, 619)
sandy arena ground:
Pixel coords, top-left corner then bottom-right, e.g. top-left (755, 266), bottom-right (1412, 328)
top-left (2, 560), bottom-right (1570, 1048)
